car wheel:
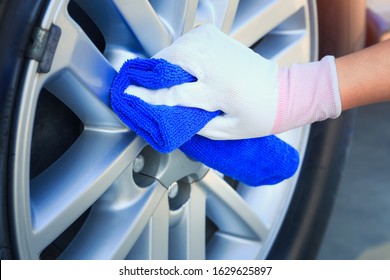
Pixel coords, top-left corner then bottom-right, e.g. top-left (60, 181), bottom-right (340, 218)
top-left (0, 0), bottom-right (363, 259)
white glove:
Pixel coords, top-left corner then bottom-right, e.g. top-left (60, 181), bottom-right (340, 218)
top-left (126, 24), bottom-right (341, 140)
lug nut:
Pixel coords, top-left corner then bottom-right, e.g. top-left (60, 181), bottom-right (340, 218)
top-left (168, 182), bottom-right (179, 199)
top-left (132, 155), bottom-right (145, 173)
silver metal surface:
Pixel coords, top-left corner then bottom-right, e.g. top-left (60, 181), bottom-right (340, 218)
top-left (11, 0), bottom-right (317, 259)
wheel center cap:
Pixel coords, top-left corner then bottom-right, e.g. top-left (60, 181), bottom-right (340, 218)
top-left (132, 146), bottom-right (208, 188)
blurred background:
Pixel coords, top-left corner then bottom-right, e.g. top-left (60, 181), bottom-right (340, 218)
top-left (317, 0), bottom-right (390, 260)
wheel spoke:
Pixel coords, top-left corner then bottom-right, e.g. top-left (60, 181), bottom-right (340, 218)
top-left (150, 0), bottom-right (199, 37)
top-left (231, 0), bottom-right (306, 46)
top-left (112, 0), bottom-right (172, 56)
top-left (207, 232), bottom-right (263, 260)
top-left (46, 5), bottom-right (122, 129)
top-left (125, 197), bottom-right (170, 260)
top-left (59, 174), bottom-right (167, 260)
top-left (200, 171), bottom-right (268, 241)
top-left (30, 131), bottom-right (144, 254)
top-left (253, 29), bottom-right (310, 66)
top-left (199, 171), bottom-right (269, 259)
top-left (276, 35), bottom-right (311, 66)
top-left (195, 0), bottom-right (239, 33)
top-left (44, 71), bottom-right (122, 130)
top-left (219, 0), bottom-right (240, 33)
top-left (169, 182), bottom-right (206, 259)
top-left (251, 6), bottom-right (312, 66)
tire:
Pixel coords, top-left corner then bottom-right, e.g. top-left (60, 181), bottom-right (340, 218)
top-left (0, 0), bottom-right (48, 259)
top-left (0, 0), bottom-right (364, 259)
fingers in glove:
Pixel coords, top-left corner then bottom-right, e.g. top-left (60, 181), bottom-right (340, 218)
top-left (197, 115), bottom-right (241, 140)
top-left (153, 44), bottom-right (205, 80)
top-left (125, 83), bottom-right (219, 112)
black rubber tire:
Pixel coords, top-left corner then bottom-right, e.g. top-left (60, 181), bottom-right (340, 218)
top-left (0, 0), bottom-right (48, 259)
top-left (0, 0), bottom-right (365, 259)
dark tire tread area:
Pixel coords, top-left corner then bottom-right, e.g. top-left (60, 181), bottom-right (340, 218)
top-left (0, 0), bottom-right (365, 259)
top-left (0, 0), bottom-right (47, 259)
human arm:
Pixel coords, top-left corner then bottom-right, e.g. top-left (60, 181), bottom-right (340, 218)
top-left (336, 39), bottom-right (390, 110)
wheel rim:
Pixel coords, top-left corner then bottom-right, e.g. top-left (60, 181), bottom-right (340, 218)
top-left (11, 0), bottom-right (317, 259)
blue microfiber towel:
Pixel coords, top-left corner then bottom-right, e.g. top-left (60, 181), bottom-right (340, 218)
top-left (110, 58), bottom-right (299, 186)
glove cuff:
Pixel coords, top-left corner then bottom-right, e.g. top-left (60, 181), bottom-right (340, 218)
top-left (271, 56), bottom-right (342, 134)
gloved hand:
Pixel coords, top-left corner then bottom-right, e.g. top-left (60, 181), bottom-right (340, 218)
top-left (127, 24), bottom-right (342, 140)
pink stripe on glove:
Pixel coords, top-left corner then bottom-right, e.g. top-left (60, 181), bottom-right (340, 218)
top-left (272, 56), bottom-right (342, 134)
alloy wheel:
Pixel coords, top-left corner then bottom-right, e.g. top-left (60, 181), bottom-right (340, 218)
top-left (11, 0), bottom-right (317, 259)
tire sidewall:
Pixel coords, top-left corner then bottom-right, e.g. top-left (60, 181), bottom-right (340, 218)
top-left (0, 0), bottom-right (47, 259)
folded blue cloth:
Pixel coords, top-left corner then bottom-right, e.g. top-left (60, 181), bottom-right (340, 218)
top-left (110, 58), bottom-right (299, 186)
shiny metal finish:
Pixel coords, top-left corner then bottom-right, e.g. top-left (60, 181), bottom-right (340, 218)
top-left (11, 0), bottom-right (317, 259)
